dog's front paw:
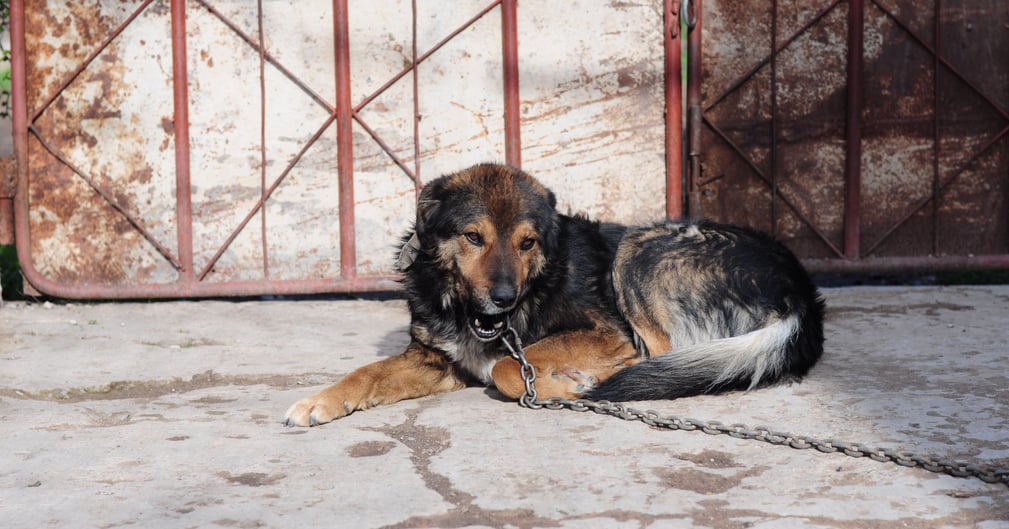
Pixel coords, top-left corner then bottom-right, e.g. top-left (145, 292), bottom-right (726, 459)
top-left (283, 390), bottom-right (353, 427)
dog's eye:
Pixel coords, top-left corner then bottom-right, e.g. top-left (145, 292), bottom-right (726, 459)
top-left (464, 232), bottom-right (483, 246)
top-left (520, 237), bottom-right (537, 251)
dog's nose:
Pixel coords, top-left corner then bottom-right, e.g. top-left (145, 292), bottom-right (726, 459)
top-left (490, 285), bottom-right (517, 308)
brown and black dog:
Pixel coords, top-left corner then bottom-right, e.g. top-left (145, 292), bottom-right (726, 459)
top-left (284, 163), bottom-right (824, 426)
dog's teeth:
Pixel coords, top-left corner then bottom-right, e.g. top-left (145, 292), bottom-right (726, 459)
top-left (493, 321), bottom-right (504, 329)
top-left (473, 318), bottom-right (482, 328)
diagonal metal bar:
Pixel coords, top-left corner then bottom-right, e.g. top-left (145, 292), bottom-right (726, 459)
top-left (349, 0), bottom-right (503, 186)
top-left (698, 0), bottom-right (844, 252)
top-left (30, 0), bottom-right (156, 123)
top-left (864, 124), bottom-right (1008, 256)
top-left (194, 0), bottom-right (335, 115)
top-left (29, 125), bottom-right (183, 271)
top-left (196, 113), bottom-right (338, 281)
top-left (204, 0), bottom-right (500, 189)
top-left (352, 111), bottom-right (421, 187)
top-left (871, 0), bottom-right (1009, 121)
top-left (353, 0), bottom-right (502, 114)
top-left (703, 117), bottom-right (845, 257)
top-left (704, 0), bottom-right (842, 113)
top-left (193, 0), bottom-right (506, 277)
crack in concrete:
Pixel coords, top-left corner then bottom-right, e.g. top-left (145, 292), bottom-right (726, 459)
top-left (370, 404), bottom-right (564, 529)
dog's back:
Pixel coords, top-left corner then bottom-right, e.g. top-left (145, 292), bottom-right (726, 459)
top-left (588, 219), bottom-right (825, 401)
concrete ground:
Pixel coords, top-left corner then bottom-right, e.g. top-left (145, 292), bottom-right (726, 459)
top-left (1, 286), bottom-right (1007, 528)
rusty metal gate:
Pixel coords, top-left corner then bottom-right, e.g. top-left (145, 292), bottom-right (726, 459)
top-left (688, 0), bottom-right (1009, 272)
top-left (9, 0), bottom-right (684, 299)
top-left (11, 0), bottom-right (1008, 300)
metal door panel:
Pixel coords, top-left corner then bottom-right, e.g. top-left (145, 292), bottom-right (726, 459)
top-left (691, 0), bottom-right (1009, 271)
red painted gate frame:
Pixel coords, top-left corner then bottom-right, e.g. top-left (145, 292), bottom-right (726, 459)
top-left (9, 0), bottom-right (685, 299)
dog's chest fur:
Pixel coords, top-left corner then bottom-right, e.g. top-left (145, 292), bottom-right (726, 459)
top-left (440, 336), bottom-right (500, 384)
top-left (412, 309), bottom-right (533, 385)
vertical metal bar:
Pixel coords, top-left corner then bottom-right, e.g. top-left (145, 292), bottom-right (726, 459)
top-left (334, 0), bottom-right (356, 279)
top-left (501, 0), bottom-right (521, 167)
top-left (664, 0), bottom-right (683, 219)
top-left (843, 0), bottom-right (863, 259)
top-left (412, 0), bottom-right (421, 195)
top-left (931, 0), bottom-right (941, 255)
top-left (258, 0), bottom-right (270, 277)
top-left (770, 0), bottom-right (779, 235)
top-left (10, 0), bottom-right (29, 268)
top-left (171, 0), bottom-right (195, 282)
top-left (686, 0), bottom-right (703, 217)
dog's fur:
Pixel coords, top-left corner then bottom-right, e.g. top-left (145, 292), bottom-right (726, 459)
top-left (284, 163), bottom-right (825, 426)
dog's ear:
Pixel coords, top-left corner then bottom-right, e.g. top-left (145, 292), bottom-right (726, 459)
top-left (546, 189), bottom-right (557, 210)
top-left (400, 181), bottom-right (444, 271)
top-left (541, 211), bottom-right (560, 259)
top-left (396, 232), bottom-right (422, 271)
top-left (415, 177), bottom-right (445, 240)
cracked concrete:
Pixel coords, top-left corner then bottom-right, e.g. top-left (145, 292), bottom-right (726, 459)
top-left (1, 287), bottom-right (1008, 528)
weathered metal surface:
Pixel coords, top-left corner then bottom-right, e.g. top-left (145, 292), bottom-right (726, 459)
top-left (25, 0), bottom-right (180, 287)
top-left (695, 0), bottom-right (1009, 271)
top-left (697, 0), bottom-right (849, 260)
top-left (517, 1), bottom-right (667, 225)
top-left (12, 0), bottom-right (678, 298)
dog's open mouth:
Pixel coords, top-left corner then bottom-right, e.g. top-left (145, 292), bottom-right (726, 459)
top-left (469, 312), bottom-right (509, 341)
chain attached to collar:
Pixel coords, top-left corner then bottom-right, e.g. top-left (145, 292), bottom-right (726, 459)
top-left (501, 326), bottom-right (540, 409)
top-left (498, 329), bottom-right (1009, 488)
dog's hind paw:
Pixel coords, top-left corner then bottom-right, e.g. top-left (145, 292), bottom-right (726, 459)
top-left (491, 356), bottom-right (597, 401)
top-left (552, 366), bottom-right (598, 394)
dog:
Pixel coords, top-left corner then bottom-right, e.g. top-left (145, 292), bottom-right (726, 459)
top-left (283, 163), bottom-right (825, 426)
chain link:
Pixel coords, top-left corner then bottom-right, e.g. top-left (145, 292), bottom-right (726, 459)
top-left (501, 330), bottom-right (1009, 488)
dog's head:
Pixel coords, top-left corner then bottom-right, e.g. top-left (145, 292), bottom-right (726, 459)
top-left (413, 163), bottom-right (559, 341)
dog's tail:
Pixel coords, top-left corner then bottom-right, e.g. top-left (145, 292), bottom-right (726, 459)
top-left (586, 314), bottom-right (815, 401)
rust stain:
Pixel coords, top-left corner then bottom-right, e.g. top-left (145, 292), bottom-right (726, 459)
top-left (217, 471), bottom-right (287, 487)
top-left (345, 440), bottom-right (397, 458)
top-left (24, 0), bottom-right (124, 111)
top-left (20, 0), bottom-right (183, 288)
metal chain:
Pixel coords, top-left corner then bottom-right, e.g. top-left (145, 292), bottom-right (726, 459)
top-left (501, 328), bottom-right (1009, 488)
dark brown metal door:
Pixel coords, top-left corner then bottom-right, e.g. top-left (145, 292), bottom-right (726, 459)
top-left (689, 0), bottom-right (1009, 272)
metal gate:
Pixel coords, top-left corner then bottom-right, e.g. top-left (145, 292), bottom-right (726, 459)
top-left (688, 0), bottom-right (1009, 272)
top-left (14, 0), bottom-right (1004, 299)
top-left (10, 0), bottom-right (683, 298)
